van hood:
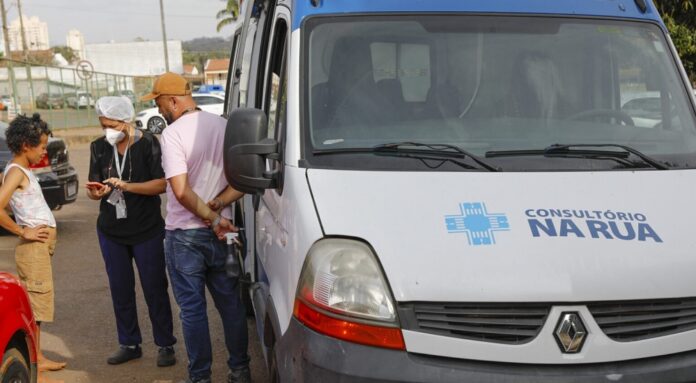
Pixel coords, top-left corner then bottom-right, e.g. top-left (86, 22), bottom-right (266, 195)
top-left (307, 169), bottom-right (696, 303)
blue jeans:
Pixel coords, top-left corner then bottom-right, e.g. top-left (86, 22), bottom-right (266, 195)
top-left (164, 228), bottom-right (249, 380)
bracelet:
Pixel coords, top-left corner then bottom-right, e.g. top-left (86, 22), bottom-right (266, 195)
top-left (18, 227), bottom-right (25, 239)
top-left (211, 214), bottom-right (221, 228)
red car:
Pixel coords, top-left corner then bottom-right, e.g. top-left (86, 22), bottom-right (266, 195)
top-left (0, 272), bottom-right (38, 383)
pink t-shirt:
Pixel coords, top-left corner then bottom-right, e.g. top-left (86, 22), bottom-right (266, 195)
top-left (159, 110), bottom-right (232, 230)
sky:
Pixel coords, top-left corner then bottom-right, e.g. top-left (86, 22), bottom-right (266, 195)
top-left (3, 0), bottom-right (236, 45)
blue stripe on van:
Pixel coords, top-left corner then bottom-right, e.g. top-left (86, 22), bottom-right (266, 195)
top-left (291, 0), bottom-right (663, 30)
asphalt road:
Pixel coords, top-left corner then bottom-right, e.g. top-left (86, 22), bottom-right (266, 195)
top-left (0, 143), bottom-right (269, 383)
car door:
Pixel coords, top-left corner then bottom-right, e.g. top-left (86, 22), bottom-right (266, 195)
top-left (194, 95), bottom-right (224, 115)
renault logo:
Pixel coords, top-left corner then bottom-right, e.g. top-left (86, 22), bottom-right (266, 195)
top-left (554, 312), bottom-right (587, 354)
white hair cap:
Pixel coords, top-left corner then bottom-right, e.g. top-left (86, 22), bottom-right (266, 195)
top-left (95, 96), bottom-right (135, 122)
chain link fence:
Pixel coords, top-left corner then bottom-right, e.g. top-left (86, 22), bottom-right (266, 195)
top-left (0, 59), bottom-right (158, 129)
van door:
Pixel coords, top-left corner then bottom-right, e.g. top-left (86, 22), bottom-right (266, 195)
top-left (225, 0), bottom-right (280, 283)
top-left (252, 4), bottom-right (290, 352)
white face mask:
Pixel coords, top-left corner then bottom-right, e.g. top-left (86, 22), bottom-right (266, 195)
top-left (105, 128), bottom-right (125, 146)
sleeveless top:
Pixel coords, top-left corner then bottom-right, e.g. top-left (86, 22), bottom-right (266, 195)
top-left (3, 163), bottom-right (56, 228)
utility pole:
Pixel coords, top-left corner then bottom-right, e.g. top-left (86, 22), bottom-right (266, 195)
top-left (159, 0), bottom-right (170, 72)
top-left (0, 0), bottom-right (19, 110)
top-left (16, 0), bottom-right (33, 106)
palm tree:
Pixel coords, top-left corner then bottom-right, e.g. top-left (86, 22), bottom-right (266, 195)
top-left (216, 0), bottom-right (240, 32)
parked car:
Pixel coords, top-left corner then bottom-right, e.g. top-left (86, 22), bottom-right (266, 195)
top-left (135, 93), bottom-right (225, 134)
top-left (135, 107), bottom-right (166, 134)
top-left (193, 93), bottom-right (225, 115)
top-left (0, 95), bottom-right (12, 111)
top-left (34, 93), bottom-right (65, 109)
top-left (0, 272), bottom-right (38, 383)
top-left (622, 96), bottom-right (662, 128)
top-left (108, 90), bottom-right (136, 105)
top-left (196, 84), bottom-right (225, 97)
top-left (65, 91), bottom-right (94, 109)
top-left (0, 121), bottom-right (79, 210)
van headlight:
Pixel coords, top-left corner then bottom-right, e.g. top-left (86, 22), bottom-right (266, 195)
top-left (294, 238), bottom-right (404, 349)
top-left (297, 238), bottom-right (396, 322)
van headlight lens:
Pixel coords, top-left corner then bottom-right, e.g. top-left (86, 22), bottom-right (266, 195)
top-left (296, 238), bottom-right (396, 323)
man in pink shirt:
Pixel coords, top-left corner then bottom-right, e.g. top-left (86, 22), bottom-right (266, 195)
top-left (141, 73), bottom-right (250, 383)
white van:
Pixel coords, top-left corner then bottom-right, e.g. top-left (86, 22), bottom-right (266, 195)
top-left (222, 0), bottom-right (696, 381)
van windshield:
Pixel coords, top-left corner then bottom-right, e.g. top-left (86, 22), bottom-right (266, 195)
top-left (304, 16), bottom-right (696, 171)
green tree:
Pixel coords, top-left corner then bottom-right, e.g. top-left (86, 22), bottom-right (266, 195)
top-left (51, 46), bottom-right (78, 64)
top-left (654, 0), bottom-right (694, 17)
top-left (216, 0), bottom-right (240, 32)
top-left (654, 0), bottom-right (696, 81)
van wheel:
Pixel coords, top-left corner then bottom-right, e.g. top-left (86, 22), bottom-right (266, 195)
top-left (147, 116), bottom-right (166, 134)
top-left (1, 348), bottom-right (30, 383)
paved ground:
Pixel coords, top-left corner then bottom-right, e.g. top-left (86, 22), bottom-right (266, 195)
top-left (0, 143), bottom-right (270, 383)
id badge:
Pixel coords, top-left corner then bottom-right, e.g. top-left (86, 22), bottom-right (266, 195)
top-left (116, 198), bottom-right (127, 219)
top-left (107, 189), bottom-right (124, 206)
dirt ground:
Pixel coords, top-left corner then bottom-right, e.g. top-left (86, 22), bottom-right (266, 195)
top-left (0, 143), bottom-right (269, 383)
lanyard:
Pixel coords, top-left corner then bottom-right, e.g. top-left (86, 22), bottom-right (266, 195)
top-left (113, 144), bottom-right (129, 180)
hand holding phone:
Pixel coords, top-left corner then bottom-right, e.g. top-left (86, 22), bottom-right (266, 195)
top-left (85, 181), bottom-right (104, 190)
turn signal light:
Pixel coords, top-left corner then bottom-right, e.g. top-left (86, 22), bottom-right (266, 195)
top-left (30, 154), bottom-right (50, 172)
top-left (293, 299), bottom-right (405, 350)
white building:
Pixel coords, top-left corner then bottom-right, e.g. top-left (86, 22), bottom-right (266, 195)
top-left (84, 40), bottom-right (183, 76)
top-left (66, 29), bottom-right (85, 59)
top-left (8, 16), bottom-right (49, 51)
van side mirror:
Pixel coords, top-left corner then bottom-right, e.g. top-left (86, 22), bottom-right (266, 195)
top-left (223, 108), bottom-right (280, 194)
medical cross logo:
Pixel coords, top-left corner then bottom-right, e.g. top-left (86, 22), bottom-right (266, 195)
top-left (445, 202), bottom-right (510, 246)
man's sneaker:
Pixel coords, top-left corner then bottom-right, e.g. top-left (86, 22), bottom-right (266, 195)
top-left (157, 346), bottom-right (176, 367)
top-left (107, 345), bottom-right (142, 365)
top-left (228, 366), bottom-right (252, 383)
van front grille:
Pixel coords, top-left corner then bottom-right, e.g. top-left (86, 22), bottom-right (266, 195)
top-left (588, 298), bottom-right (696, 342)
top-left (399, 303), bottom-right (550, 344)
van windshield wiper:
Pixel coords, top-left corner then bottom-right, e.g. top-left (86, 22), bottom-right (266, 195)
top-left (485, 143), bottom-right (670, 170)
top-left (313, 142), bottom-right (501, 171)
top-left (373, 142), bottom-right (501, 172)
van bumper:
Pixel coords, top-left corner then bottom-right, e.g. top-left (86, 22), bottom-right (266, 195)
top-left (277, 318), bottom-right (696, 382)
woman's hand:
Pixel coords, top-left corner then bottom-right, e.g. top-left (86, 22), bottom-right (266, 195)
top-left (104, 177), bottom-right (129, 192)
top-left (21, 225), bottom-right (50, 243)
top-left (87, 183), bottom-right (112, 199)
